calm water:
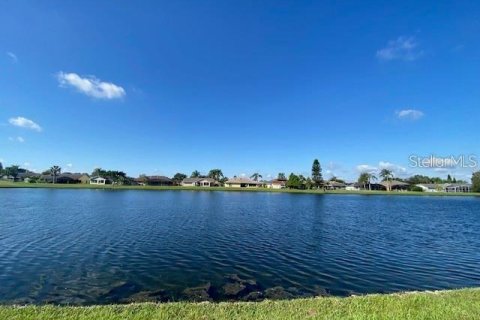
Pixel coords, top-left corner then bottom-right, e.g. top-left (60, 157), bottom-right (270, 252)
top-left (1, 189), bottom-right (479, 304)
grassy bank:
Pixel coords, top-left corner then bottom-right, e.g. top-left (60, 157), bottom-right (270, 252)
top-left (1, 288), bottom-right (479, 319)
top-left (0, 180), bottom-right (477, 197)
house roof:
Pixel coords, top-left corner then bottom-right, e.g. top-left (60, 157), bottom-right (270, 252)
top-left (326, 181), bottom-right (346, 187)
top-left (444, 183), bottom-right (472, 188)
top-left (417, 184), bottom-right (439, 189)
top-left (182, 177), bottom-right (217, 183)
top-left (90, 176), bottom-right (105, 179)
top-left (17, 171), bottom-right (40, 178)
top-left (145, 176), bottom-right (172, 182)
top-left (380, 180), bottom-right (409, 187)
top-left (226, 178), bottom-right (263, 185)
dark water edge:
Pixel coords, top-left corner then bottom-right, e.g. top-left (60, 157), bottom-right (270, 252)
top-left (1, 189), bottom-right (480, 305)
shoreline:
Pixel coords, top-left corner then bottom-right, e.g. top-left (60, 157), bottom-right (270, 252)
top-left (0, 181), bottom-right (478, 197)
top-left (0, 288), bottom-right (478, 319)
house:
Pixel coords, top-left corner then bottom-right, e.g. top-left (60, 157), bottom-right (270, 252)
top-left (135, 176), bottom-right (173, 186)
top-left (267, 179), bottom-right (286, 189)
top-left (416, 184), bottom-right (441, 192)
top-left (1, 169), bottom-right (40, 182)
top-left (17, 171), bottom-right (40, 182)
top-left (380, 180), bottom-right (410, 191)
top-left (345, 183), bottom-right (360, 191)
top-left (41, 173), bottom-right (90, 184)
top-left (324, 181), bottom-right (347, 190)
top-left (224, 177), bottom-right (264, 188)
top-left (181, 178), bottom-right (218, 187)
top-left (90, 176), bottom-right (110, 185)
top-left (415, 183), bottom-right (471, 193)
top-left (444, 183), bottom-right (472, 193)
top-left (350, 182), bottom-right (384, 190)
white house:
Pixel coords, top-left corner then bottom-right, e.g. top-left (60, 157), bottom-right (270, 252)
top-left (224, 178), bottom-right (264, 188)
top-left (416, 184), bottom-right (440, 192)
top-left (90, 176), bottom-right (108, 185)
top-left (181, 178), bottom-right (218, 187)
top-left (416, 183), bottom-right (472, 193)
top-left (444, 183), bottom-right (472, 193)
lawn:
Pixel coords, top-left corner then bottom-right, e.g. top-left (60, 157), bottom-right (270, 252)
top-left (1, 288), bottom-right (479, 319)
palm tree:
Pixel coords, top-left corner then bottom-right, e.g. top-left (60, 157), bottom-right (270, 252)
top-left (367, 173), bottom-right (377, 191)
top-left (250, 173), bottom-right (262, 181)
top-left (379, 169), bottom-right (393, 191)
top-left (50, 166), bottom-right (61, 184)
top-left (191, 170), bottom-right (201, 178)
top-left (208, 169), bottom-right (224, 181)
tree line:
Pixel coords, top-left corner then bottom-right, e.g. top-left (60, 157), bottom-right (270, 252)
top-left (1, 160), bottom-right (480, 192)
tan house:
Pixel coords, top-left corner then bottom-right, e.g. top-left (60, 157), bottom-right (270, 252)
top-left (324, 181), bottom-right (347, 190)
top-left (224, 177), bottom-right (264, 188)
top-left (380, 180), bottom-right (409, 191)
top-left (181, 178), bottom-right (218, 187)
top-left (267, 179), bottom-right (286, 189)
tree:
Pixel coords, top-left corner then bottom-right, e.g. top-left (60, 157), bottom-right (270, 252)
top-left (447, 174), bottom-right (452, 182)
top-left (250, 173), bottom-right (262, 181)
top-left (472, 171), bottom-right (480, 193)
top-left (305, 177), bottom-right (313, 190)
top-left (92, 168), bottom-right (106, 177)
top-left (286, 173), bottom-right (302, 189)
top-left (358, 172), bottom-right (369, 190)
top-left (311, 159), bottom-right (323, 189)
top-left (367, 173), bottom-right (377, 190)
top-left (50, 166), bottom-right (62, 184)
top-left (105, 170), bottom-right (127, 185)
top-left (330, 176), bottom-right (346, 184)
top-left (298, 175), bottom-right (307, 189)
top-left (379, 169), bottom-right (394, 191)
top-left (0, 162), bottom-right (3, 174)
top-left (277, 173), bottom-right (286, 181)
top-left (191, 170), bottom-right (201, 178)
top-left (4, 165), bottom-right (20, 181)
top-left (208, 169), bottom-right (224, 181)
top-left (172, 173), bottom-right (187, 185)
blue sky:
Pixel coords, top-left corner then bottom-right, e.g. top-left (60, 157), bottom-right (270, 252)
top-left (1, 1), bottom-right (479, 181)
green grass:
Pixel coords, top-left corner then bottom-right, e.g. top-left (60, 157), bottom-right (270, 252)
top-left (0, 180), bottom-right (477, 197)
top-left (1, 288), bottom-right (479, 319)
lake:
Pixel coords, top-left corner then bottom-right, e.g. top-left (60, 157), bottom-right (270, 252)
top-left (1, 189), bottom-right (479, 304)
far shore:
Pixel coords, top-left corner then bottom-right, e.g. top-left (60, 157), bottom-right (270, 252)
top-left (1, 181), bottom-right (478, 197)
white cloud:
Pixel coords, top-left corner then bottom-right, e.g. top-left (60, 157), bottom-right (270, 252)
top-left (6, 51), bottom-right (18, 63)
top-left (379, 161), bottom-right (408, 176)
top-left (356, 162), bottom-right (408, 177)
top-left (8, 136), bottom-right (25, 143)
top-left (356, 164), bottom-right (377, 173)
top-left (23, 162), bottom-right (30, 167)
top-left (396, 109), bottom-right (424, 120)
top-left (66, 163), bottom-right (73, 168)
top-left (376, 36), bottom-right (423, 61)
top-left (9, 117), bottom-right (42, 132)
top-left (56, 71), bottom-right (126, 100)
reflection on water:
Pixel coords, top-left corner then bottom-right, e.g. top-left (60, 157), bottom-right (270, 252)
top-left (0, 189), bottom-right (479, 304)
